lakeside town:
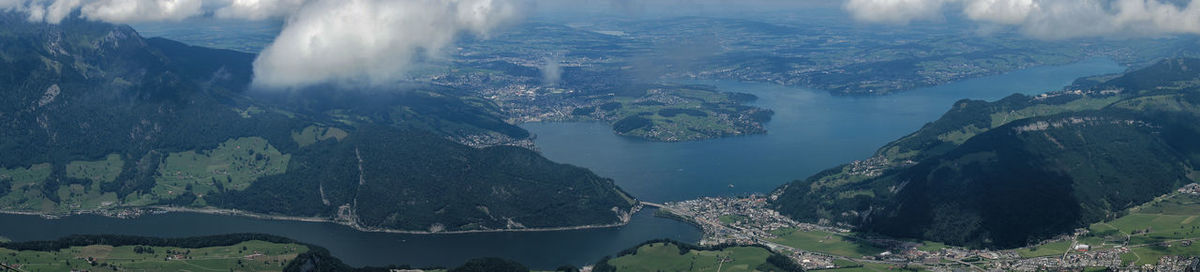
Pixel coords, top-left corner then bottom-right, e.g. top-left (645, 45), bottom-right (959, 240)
top-left (654, 188), bottom-right (1200, 272)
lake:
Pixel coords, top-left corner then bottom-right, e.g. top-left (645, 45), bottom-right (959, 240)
top-left (526, 58), bottom-right (1126, 202)
top-left (0, 58), bottom-right (1125, 269)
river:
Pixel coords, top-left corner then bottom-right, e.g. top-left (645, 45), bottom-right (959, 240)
top-left (0, 58), bottom-right (1125, 269)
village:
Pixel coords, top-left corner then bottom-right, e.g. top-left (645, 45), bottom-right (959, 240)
top-left (656, 194), bottom-right (1200, 271)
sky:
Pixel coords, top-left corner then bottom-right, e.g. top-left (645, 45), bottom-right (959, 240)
top-left (1, 0), bottom-right (1198, 89)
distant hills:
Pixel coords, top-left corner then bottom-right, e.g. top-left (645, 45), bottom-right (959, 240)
top-left (773, 58), bottom-right (1200, 248)
top-left (0, 13), bottom-right (635, 232)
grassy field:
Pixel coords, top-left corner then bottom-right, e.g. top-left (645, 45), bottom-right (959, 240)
top-left (1083, 193), bottom-right (1200, 265)
top-left (0, 240), bottom-right (307, 272)
top-left (66, 154), bottom-right (124, 183)
top-left (604, 242), bottom-right (787, 272)
top-left (812, 262), bottom-right (925, 272)
top-left (291, 125), bottom-right (349, 147)
top-left (1, 138), bottom-right (292, 211)
top-left (768, 228), bottom-right (885, 258)
top-left (50, 154), bottom-right (127, 212)
top-left (1014, 240), bottom-right (1071, 258)
top-left (0, 163), bottom-right (51, 189)
top-left (153, 137), bottom-right (291, 204)
top-left (0, 163), bottom-right (53, 212)
top-left (589, 87), bottom-right (767, 142)
top-left (989, 95), bottom-right (1120, 128)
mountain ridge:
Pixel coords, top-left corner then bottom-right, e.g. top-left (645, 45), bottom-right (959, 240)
top-left (773, 58), bottom-right (1200, 248)
top-left (0, 13), bottom-right (636, 233)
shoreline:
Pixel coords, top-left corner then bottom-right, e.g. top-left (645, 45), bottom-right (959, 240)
top-left (0, 204), bottom-right (644, 235)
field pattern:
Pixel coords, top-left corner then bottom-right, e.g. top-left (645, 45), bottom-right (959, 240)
top-left (768, 228), bottom-right (886, 258)
top-left (1084, 193), bottom-right (1200, 265)
top-left (0, 240), bottom-right (307, 272)
top-left (153, 137), bottom-right (290, 203)
top-left (603, 242), bottom-right (788, 272)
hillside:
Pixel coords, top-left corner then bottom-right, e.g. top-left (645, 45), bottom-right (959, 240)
top-left (0, 13), bottom-right (635, 232)
top-left (0, 234), bottom-right (542, 272)
top-left (590, 240), bottom-right (804, 272)
top-left (773, 58), bottom-right (1200, 248)
top-left (0, 234), bottom-right (318, 271)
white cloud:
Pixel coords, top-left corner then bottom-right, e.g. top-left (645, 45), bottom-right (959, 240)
top-left (963, 0), bottom-right (1036, 24)
top-left (213, 0), bottom-right (306, 20)
top-left (541, 56), bottom-right (561, 86)
top-left (251, 0), bottom-right (518, 88)
top-left (844, 0), bottom-right (1200, 39)
top-left (845, 0), bottom-right (950, 23)
top-left (26, 0), bottom-right (83, 23)
top-left (14, 0), bottom-right (201, 23)
top-left (81, 0), bottom-right (204, 23)
top-left (6, 0), bottom-right (519, 89)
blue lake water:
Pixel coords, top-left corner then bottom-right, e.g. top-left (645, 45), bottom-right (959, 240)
top-left (525, 58), bottom-right (1126, 202)
top-left (0, 58), bottom-right (1124, 269)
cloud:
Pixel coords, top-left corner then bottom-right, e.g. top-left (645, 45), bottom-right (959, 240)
top-left (962, 0), bottom-right (1036, 24)
top-left (251, 0), bottom-right (518, 88)
top-left (82, 0), bottom-right (204, 23)
top-left (3, 0), bottom-right (520, 89)
top-left (213, 0), bottom-right (306, 20)
top-left (845, 0), bottom-right (950, 23)
top-left (843, 0), bottom-right (1200, 39)
top-left (15, 0), bottom-right (203, 23)
top-left (541, 56), bottom-right (561, 87)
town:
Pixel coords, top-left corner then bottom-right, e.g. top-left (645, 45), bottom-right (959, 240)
top-left (655, 191), bottom-right (1200, 271)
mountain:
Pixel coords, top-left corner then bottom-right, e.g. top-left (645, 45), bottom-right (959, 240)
top-left (0, 13), bottom-right (636, 232)
top-left (772, 58), bottom-right (1200, 248)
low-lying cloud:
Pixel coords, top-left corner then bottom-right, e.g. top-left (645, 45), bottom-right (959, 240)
top-left (845, 0), bottom-right (1200, 39)
top-left (12, 0), bottom-right (204, 23)
top-left (252, 0), bottom-right (517, 88)
top-left (540, 56), bottom-right (561, 87)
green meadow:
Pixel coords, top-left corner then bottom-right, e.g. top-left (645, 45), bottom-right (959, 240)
top-left (604, 242), bottom-right (789, 272)
top-left (152, 137), bottom-right (290, 204)
top-left (1084, 193), bottom-right (1200, 265)
top-left (0, 240), bottom-right (307, 272)
top-left (768, 228), bottom-right (885, 258)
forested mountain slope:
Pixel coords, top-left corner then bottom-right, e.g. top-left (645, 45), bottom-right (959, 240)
top-left (773, 58), bottom-right (1200, 248)
top-left (0, 12), bottom-right (635, 232)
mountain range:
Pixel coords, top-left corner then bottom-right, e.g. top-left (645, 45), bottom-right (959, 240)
top-left (0, 12), bottom-right (636, 233)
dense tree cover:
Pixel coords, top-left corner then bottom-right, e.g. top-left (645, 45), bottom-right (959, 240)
top-left (0, 233), bottom-right (437, 272)
top-left (210, 125), bottom-right (635, 231)
top-left (1, 234), bottom-right (621, 272)
top-left (250, 86), bottom-right (530, 140)
top-left (1102, 58), bottom-right (1200, 92)
top-left (657, 108), bottom-right (708, 117)
top-left (0, 177), bottom-right (10, 195)
top-left (0, 13), bottom-right (306, 199)
top-left (592, 239), bottom-right (804, 272)
top-left (774, 58), bottom-right (1200, 248)
top-left (612, 116), bottom-right (651, 133)
top-left (145, 37), bottom-right (255, 92)
top-left (447, 258), bottom-right (530, 272)
top-left (0, 233), bottom-right (303, 251)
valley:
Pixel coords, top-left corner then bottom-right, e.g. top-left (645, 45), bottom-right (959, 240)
top-left (0, 53), bottom-right (1140, 269)
top-left (2, 3), bottom-right (1200, 271)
